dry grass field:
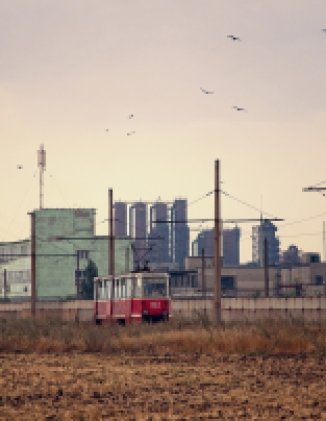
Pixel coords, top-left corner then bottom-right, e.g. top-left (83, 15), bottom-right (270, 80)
top-left (1, 319), bottom-right (326, 420)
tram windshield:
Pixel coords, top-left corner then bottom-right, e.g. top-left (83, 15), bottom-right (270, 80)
top-left (143, 278), bottom-right (168, 298)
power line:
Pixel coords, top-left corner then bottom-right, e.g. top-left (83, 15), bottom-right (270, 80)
top-left (279, 211), bottom-right (326, 228)
top-left (221, 189), bottom-right (277, 219)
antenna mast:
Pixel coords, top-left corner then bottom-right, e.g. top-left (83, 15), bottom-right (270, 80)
top-left (37, 144), bottom-right (46, 209)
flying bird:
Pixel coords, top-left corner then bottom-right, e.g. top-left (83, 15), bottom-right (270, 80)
top-left (128, 114), bottom-right (134, 119)
top-left (322, 28), bottom-right (326, 33)
top-left (227, 34), bottom-right (241, 41)
top-left (105, 128), bottom-right (109, 132)
top-left (127, 131), bottom-right (136, 136)
top-left (17, 165), bottom-right (23, 169)
top-left (200, 87), bottom-right (214, 95)
top-left (232, 106), bottom-right (247, 112)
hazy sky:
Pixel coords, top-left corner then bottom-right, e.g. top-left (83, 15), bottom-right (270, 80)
top-left (1, 1), bottom-right (326, 262)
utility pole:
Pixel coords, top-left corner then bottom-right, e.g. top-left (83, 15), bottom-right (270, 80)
top-left (125, 246), bottom-right (130, 273)
top-left (213, 160), bottom-right (222, 323)
top-left (201, 247), bottom-right (206, 297)
top-left (76, 251), bottom-right (80, 298)
top-left (3, 269), bottom-right (7, 301)
top-left (30, 211), bottom-right (36, 317)
top-left (109, 188), bottom-right (115, 277)
top-left (264, 237), bottom-right (269, 297)
top-left (323, 221), bottom-right (326, 262)
top-left (201, 247), bottom-right (206, 314)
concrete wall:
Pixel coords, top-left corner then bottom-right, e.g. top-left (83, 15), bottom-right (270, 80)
top-left (0, 300), bottom-right (93, 322)
top-left (1, 297), bottom-right (326, 323)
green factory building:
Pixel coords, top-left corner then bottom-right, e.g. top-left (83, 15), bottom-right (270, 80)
top-left (0, 208), bottom-right (132, 300)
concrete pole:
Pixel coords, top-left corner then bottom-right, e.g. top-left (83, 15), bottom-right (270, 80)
top-left (213, 160), bottom-right (222, 323)
top-left (109, 189), bottom-right (115, 277)
top-left (30, 211), bottom-right (36, 317)
top-left (125, 246), bottom-right (130, 273)
top-left (323, 221), bottom-right (326, 262)
top-left (76, 251), bottom-right (80, 298)
top-left (264, 237), bottom-right (269, 297)
top-left (201, 247), bottom-right (206, 314)
top-left (3, 269), bottom-right (7, 300)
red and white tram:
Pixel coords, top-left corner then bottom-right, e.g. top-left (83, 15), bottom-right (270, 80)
top-left (94, 271), bottom-right (170, 324)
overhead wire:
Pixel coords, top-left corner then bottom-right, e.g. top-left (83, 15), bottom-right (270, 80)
top-left (220, 189), bottom-right (277, 219)
top-left (279, 211), bottom-right (326, 228)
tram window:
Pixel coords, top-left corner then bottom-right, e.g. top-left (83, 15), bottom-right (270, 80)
top-left (115, 279), bottom-right (119, 299)
top-left (121, 279), bottom-right (126, 298)
top-left (107, 281), bottom-right (112, 299)
top-left (94, 278), bottom-right (99, 300)
top-left (98, 281), bottom-right (102, 299)
top-left (112, 279), bottom-right (115, 299)
top-left (102, 280), bottom-right (106, 299)
top-left (104, 279), bottom-right (109, 299)
top-left (134, 277), bottom-right (142, 298)
top-left (126, 278), bottom-right (132, 298)
top-left (143, 278), bottom-right (167, 298)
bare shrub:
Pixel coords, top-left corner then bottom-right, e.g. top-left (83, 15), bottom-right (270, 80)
top-left (0, 318), bottom-right (325, 356)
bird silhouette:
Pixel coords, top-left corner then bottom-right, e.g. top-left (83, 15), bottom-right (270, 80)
top-left (322, 28), bottom-right (326, 33)
top-left (17, 165), bottom-right (23, 169)
top-left (105, 128), bottom-right (109, 132)
top-left (127, 131), bottom-right (136, 136)
top-left (200, 87), bottom-right (214, 95)
top-left (227, 34), bottom-right (241, 41)
top-left (232, 106), bottom-right (247, 112)
top-left (128, 114), bottom-right (134, 119)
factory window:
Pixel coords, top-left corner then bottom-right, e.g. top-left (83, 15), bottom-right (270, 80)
top-left (221, 276), bottom-right (235, 291)
top-left (314, 275), bottom-right (323, 285)
top-left (77, 250), bottom-right (89, 260)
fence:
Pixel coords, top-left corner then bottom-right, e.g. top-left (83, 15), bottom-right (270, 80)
top-left (1, 297), bottom-right (326, 323)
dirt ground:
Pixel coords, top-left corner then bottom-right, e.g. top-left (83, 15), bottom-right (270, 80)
top-left (0, 352), bottom-right (326, 420)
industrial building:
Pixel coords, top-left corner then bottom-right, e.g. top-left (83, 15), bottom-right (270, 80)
top-left (185, 252), bottom-right (326, 298)
top-left (0, 208), bottom-right (132, 300)
top-left (0, 239), bottom-right (31, 299)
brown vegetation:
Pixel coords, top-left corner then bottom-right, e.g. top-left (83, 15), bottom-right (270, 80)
top-left (0, 317), bottom-right (326, 356)
top-left (1, 319), bottom-right (326, 419)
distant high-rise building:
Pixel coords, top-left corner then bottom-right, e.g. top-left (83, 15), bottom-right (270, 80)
top-left (171, 199), bottom-right (189, 269)
top-left (280, 245), bottom-right (300, 266)
top-left (252, 220), bottom-right (280, 266)
top-left (223, 227), bottom-right (240, 266)
top-left (113, 197), bottom-right (191, 270)
top-left (192, 229), bottom-right (214, 257)
top-left (114, 201), bottom-right (127, 237)
top-left (148, 202), bottom-right (170, 267)
top-left (191, 227), bottom-right (240, 266)
top-left (129, 202), bottom-right (147, 268)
